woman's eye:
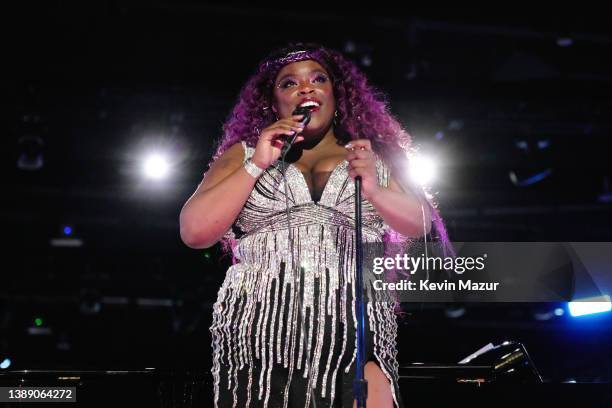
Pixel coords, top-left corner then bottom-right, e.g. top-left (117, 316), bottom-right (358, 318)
top-left (313, 75), bottom-right (328, 83)
top-left (279, 80), bottom-right (296, 89)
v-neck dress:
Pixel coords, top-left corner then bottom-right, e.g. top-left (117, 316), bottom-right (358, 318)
top-left (210, 141), bottom-right (404, 408)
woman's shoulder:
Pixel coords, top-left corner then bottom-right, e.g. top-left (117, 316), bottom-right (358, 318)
top-left (201, 142), bottom-right (245, 180)
top-left (217, 142), bottom-right (247, 164)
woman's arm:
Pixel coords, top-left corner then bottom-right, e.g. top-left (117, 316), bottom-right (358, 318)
top-left (368, 175), bottom-right (432, 237)
top-left (345, 139), bottom-right (432, 238)
top-left (179, 142), bottom-right (257, 249)
top-left (180, 116), bottom-right (307, 249)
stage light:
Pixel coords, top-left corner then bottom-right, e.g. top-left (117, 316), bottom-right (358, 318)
top-left (444, 305), bottom-right (466, 318)
top-left (344, 41), bottom-right (356, 53)
top-left (143, 153), bottom-right (170, 180)
top-left (0, 358), bottom-right (11, 369)
top-left (57, 334), bottom-right (71, 352)
top-left (409, 153), bottom-right (437, 185)
top-left (447, 120), bottom-right (464, 131)
top-left (557, 38), bottom-right (573, 47)
top-left (533, 310), bottom-right (554, 321)
top-left (360, 55), bottom-right (372, 67)
top-left (51, 225), bottom-right (83, 248)
top-left (598, 176), bottom-right (612, 203)
top-left (509, 137), bottom-right (553, 187)
top-left (515, 140), bottom-right (529, 151)
top-left (554, 308), bottom-right (565, 316)
top-left (537, 139), bottom-right (550, 149)
top-left (79, 289), bottom-right (102, 315)
top-left (17, 135), bottom-right (44, 171)
top-left (568, 295), bottom-right (611, 317)
top-left (509, 168), bottom-right (553, 187)
top-left (34, 317), bottom-right (43, 327)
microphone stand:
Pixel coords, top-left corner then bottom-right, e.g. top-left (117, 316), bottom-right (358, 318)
top-left (353, 175), bottom-right (368, 408)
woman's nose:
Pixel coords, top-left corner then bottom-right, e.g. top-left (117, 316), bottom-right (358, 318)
top-left (298, 85), bottom-right (314, 95)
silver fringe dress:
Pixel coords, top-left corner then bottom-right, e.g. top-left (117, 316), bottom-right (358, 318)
top-left (210, 141), bottom-right (403, 408)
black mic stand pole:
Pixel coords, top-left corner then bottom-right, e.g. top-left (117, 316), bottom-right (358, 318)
top-left (353, 175), bottom-right (368, 408)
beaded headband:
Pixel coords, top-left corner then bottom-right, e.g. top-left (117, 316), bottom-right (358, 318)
top-left (259, 47), bottom-right (331, 74)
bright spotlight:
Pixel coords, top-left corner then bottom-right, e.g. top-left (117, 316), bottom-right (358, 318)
top-left (0, 358), bottom-right (11, 369)
top-left (143, 154), bottom-right (170, 180)
top-left (409, 154), bottom-right (437, 185)
top-left (568, 295), bottom-right (611, 317)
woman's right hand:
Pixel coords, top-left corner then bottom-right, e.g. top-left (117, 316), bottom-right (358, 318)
top-left (251, 114), bottom-right (306, 169)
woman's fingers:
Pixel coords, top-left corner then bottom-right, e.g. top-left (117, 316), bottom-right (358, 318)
top-left (270, 134), bottom-right (304, 148)
top-left (348, 158), bottom-right (374, 169)
top-left (344, 139), bottom-right (372, 152)
top-left (262, 125), bottom-right (303, 141)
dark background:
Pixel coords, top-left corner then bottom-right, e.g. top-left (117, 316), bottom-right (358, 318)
top-left (2, 1), bottom-right (611, 392)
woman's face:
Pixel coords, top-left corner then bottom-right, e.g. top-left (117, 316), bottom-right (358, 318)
top-left (272, 60), bottom-right (335, 136)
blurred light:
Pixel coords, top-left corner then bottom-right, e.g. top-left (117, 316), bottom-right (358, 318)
top-left (599, 193), bottom-right (612, 203)
top-left (344, 41), bottom-right (356, 53)
top-left (17, 135), bottom-right (44, 171)
top-left (568, 295), bottom-right (611, 317)
top-left (361, 55), bottom-right (372, 67)
top-left (444, 305), bottom-right (466, 318)
top-left (50, 237), bottom-right (83, 248)
top-left (28, 327), bottom-right (52, 335)
top-left (434, 131), bottom-right (445, 140)
top-left (0, 358), bottom-right (11, 369)
top-left (136, 298), bottom-right (173, 307)
top-left (57, 334), bottom-right (71, 351)
top-left (537, 139), bottom-right (551, 150)
top-left (448, 120), bottom-right (464, 131)
top-left (509, 168), bottom-right (553, 187)
top-left (554, 307), bottom-right (565, 316)
top-left (34, 317), bottom-right (43, 327)
top-left (533, 310), bottom-right (554, 321)
top-left (515, 140), bottom-right (529, 151)
top-left (63, 226), bottom-right (72, 236)
top-left (557, 38), bottom-right (573, 47)
top-left (599, 176), bottom-right (612, 203)
top-left (143, 154), bottom-right (170, 180)
top-left (409, 154), bottom-right (437, 185)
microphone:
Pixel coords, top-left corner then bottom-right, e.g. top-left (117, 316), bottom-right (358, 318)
top-left (280, 106), bottom-right (312, 157)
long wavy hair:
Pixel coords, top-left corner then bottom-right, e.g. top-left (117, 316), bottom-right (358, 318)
top-left (210, 43), bottom-right (453, 261)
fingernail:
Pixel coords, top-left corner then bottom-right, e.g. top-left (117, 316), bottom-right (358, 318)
top-left (344, 143), bottom-right (353, 149)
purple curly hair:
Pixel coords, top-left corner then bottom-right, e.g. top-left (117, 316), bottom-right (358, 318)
top-left (210, 43), bottom-right (453, 260)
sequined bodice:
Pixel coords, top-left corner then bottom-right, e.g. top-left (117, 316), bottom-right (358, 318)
top-left (227, 142), bottom-right (390, 246)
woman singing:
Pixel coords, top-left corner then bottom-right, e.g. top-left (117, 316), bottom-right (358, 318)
top-left (180, 43), bottom-right (450, 408)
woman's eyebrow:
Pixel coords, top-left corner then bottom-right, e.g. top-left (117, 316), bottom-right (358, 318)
top-left (276, 69), bottom-right (329, 84)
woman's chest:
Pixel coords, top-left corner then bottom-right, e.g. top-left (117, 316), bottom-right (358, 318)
top-left (292, 155), bottom-right (346, 203)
